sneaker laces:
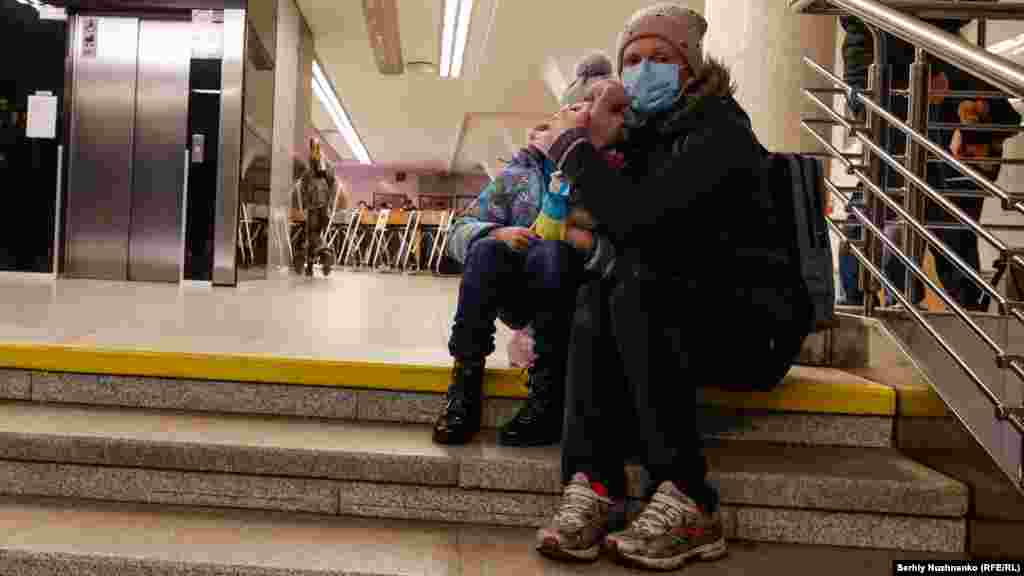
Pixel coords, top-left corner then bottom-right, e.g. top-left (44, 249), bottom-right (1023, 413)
top-left (554, 482), bottom-right (603, 531)
top-left (630, 491), bottom-right (690, 537)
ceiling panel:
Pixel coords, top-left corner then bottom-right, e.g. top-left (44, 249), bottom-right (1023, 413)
top-left (398, 0), bottom-right (441, 69)
top-left (294, 0), bottom-right (702, 172)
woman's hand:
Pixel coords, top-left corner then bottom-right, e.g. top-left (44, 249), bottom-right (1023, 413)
top-left (586, 80), bottom-right (630, 149)
top-left (533, 102), bottom-right (591, 155)
top-left (491, 226), bottom-right (539, 251)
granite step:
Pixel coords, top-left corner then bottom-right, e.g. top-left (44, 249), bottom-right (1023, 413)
top-left (906, 449), bottom-right (1024, 559)
top-left (0, 496), bottom-right (967, 576)
top-left (0, 401), bottom-right (968, 552)
top-left (0, 365), bottom-right (897, 447)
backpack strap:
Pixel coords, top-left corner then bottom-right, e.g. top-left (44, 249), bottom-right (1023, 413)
top-left (787, 156), bottom-right (811, 254)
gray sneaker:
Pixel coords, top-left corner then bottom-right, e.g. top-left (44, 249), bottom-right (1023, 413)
top-left (605, 481), bottom-right (727, 571)
top-left (535, 473), bottom-right (612, 562)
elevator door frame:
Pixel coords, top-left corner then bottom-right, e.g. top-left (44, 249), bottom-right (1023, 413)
top-left (128, 18), bottom-right (190, 283)
top-left (65, 15), bottom-right (139, 281)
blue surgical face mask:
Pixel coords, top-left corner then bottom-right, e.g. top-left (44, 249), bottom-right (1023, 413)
top-left (622, 59), bottom-right (681, 116)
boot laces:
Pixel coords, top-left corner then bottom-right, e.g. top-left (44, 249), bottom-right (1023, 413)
top-left (445, 363), bottom-right (480, 415)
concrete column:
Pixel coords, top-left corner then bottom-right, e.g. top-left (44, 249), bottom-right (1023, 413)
top-left (270, 0), bottom-right (312, 271)
top-left (296, 20), bottom-right (314, 164)
top-left (703, 2), bottom-right (836, 152)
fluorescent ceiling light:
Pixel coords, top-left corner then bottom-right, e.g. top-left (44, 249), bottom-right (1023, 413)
top-left (440, 0), bottom-right (475, 78)
top-left (312, 60), bottom-right (372, 165)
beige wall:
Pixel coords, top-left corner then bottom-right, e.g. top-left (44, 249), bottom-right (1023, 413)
top-left (269, 0), bottom-right (313, 270)
top-left (245, 63), bottom-right (275, 131)
top-left (249, 0), bottom-right (275, 57)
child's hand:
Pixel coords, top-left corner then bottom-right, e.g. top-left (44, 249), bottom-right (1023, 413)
top-left (565, 227), bottom-right (595, 253)
top-left (491, 227), bottom-right (539, 251)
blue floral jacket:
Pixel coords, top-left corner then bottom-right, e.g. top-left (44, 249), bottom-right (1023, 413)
top-left (447, 147), bottom-right (615, 277)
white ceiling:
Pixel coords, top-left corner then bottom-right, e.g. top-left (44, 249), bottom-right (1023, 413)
top-left (299, 0), bottom-right (700, 174)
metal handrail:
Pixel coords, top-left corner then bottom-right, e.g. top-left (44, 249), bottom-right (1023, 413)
top-left (793, 0), bottom-right (1024, 22)
top-left (811, 128), bottom-right (1024, 434)
top-left (892, 89), bottom-right (1012, 98)
top-left (805, 56), bottom-right (1024, 217)
top-left (803, 116), bottom-right (1010, 322)
top-left (804, 86), bottom-right (1024, 312)
top-left (806, 0), bottom-right (1024, 98)
top-left (797, 0), bottom-right (1024, 465)
top-left (928, 122), bottom-right (1024, 133)
top-left (823, 205), bottom-right (1024, 443)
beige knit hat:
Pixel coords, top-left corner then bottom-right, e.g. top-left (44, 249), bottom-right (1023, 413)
top-left (616, 3), bottom-right (708, 75)
top-left (560, 52), bottom-right (614, 107)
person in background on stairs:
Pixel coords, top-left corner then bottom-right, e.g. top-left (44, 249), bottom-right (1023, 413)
top-left (530, 3), bottom-right (811, 570)
top-left (840, 13), bottom-right (1020, 311)
top-left (293, 138), bottom-right (337, 277)
top-left (431, 53), bottom-right (620, 448)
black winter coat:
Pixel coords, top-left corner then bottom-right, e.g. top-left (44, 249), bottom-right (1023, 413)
top-left (547, 59), bottom-right (806, 323)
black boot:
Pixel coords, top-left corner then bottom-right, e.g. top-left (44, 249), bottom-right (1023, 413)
top-left (498, 364), bottom-right (564, 447)
top-left (432, 359), bottom-right (485, 445)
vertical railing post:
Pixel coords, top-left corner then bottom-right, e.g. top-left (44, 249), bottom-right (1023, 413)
top-left (905, 47), bottom-right (930, 305)
top-left (864, 24), bottom-right (888, 316)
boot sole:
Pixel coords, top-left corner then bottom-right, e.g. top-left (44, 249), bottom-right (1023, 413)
top-left (431, 427), bottom-right (480, 445)
top-left (536, 539), bottom-right (600, 563)
top-left (496, 433), bottom-right (561, 447)
top-left (608, 537), bottom-right (727, 571)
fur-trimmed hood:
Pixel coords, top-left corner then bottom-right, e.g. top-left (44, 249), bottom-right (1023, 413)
top-left (682, 57), bottom-right (736, 102)
top-left (626, 57), bottom-right (749, 138)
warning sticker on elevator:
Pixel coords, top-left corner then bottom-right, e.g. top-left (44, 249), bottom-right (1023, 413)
top-left (82, 18), bottom-right (98, 58)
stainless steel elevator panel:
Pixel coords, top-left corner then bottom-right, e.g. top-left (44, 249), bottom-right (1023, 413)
top-left (212, 8), bottom-right (245, 286)
top-left (128, 20), bottom-right (190, 282)
top-left (65, 16), bottom-right (139, 280)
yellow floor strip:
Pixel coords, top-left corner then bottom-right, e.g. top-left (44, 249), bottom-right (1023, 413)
top-left (896, 385), bottom-right (950, 418)
top-left (697, 366), bottom-right (896, 416)
top-left (0, 342), bottom-right (896, 414)
top-left (0, 342), bottom-right (531, 396)
top-left (847, 367), bottom-right (948, 418)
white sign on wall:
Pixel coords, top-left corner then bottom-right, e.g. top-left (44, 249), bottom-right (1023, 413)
top-left (26, 92), bottom-right (58, 139)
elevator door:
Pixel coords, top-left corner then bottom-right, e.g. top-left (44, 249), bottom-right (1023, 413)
top-left (65, 16), bottom-right (190, 282)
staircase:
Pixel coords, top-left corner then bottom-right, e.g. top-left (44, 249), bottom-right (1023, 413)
top-left (2, 0), bottom-right (1023, 571)
top-left (0, 315), bottom-right (995, 573)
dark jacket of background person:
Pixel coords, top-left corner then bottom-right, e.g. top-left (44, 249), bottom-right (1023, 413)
top-left (840, 15), bottom-right (1020, 177)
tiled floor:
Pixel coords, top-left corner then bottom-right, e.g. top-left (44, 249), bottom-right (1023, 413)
top-left (0, 272), bottom-right (515, 368)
